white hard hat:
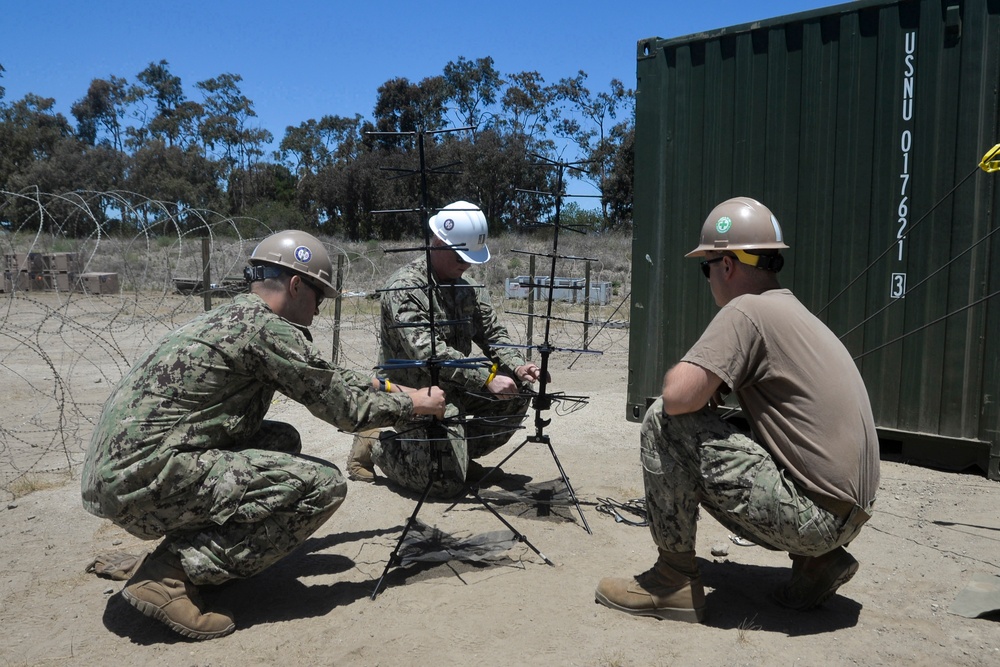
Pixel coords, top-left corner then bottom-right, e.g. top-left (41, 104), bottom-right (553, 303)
top-left (429, 201), bottom-right (491, 264)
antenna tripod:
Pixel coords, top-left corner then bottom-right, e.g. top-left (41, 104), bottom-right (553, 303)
top-left (370, 421), bottom-right (555, 598)
top-left (446, 157), bottom-right (602, 534)
top-left (369, 129), bottom-right (552, 599)
top-left (457, 343), bottom-right (593, 533)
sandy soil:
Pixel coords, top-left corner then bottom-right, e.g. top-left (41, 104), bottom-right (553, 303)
top-left (2, 298), bottom-right (1000, 666)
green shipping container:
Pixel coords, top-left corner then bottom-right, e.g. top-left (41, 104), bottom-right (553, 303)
top-left (627, 0), bottom-right (1000, 478)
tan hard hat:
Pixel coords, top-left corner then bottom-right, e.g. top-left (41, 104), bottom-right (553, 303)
top-left (248, 230), bottom-right (337, 297)
top-left (685, 197), bottom-right (789, 258)
top-left (429, 201), bottom-right (491, 264)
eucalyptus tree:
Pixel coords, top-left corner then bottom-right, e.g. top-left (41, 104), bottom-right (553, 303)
top-left (447, 127), bottom-right (553, 232)
top-left (280, 118), bottom-right (333, 176)
top-left (0, 86), bottom-right (118, 235)
top-left (552, 72), bottom-right (634, 224)
top-left (6, 142), bottom-right (122, 235)
top-left (0, 93), bottom-right (74, 192)
top-left (280, 113), bottom-right (367, 176)
top-left (132, 60), bottom-right (203, 149)
top-left (195, 73), bottom-right (273, 211)
top-left (70, 76), bottom-right (131, 153)
top-left (498, 70), bottom-right (555, 146)
top-left (313, 147), bottom-right (383, 240)
top-left (125, 139), bottom-right (225, 230)
top-left (597, 119), bottom-right (634, 230)
top-left (195, 73), bottom-right (273, 169)
top-left (227, 162), bottom-right (302, 230)
top-left (442, 56), bottom-right (501, 133)
top-left (311, 75), bottom-right (450, 238)
top-left (280, 113), bottom-right (370, 232)
top-left (372, 75), bottom-right (449, 140)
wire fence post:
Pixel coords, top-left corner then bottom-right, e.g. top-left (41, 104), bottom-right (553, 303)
top-left (201, 237), bottom-right (212, 312)
top-left (332, 253), bottom-right (344, 364)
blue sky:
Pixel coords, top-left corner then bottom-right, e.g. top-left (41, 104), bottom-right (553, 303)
top-left (3, 0), bottom-right (838, 152)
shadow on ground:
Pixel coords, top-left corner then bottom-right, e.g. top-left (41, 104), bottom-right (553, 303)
top-left (698, 560), bottom-right (863, 635)
top-left (101, 523), bottom-right (528, 643)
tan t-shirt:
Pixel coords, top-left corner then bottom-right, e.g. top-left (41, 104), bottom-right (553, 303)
top-left (682, 289), bottom-right (879, 509)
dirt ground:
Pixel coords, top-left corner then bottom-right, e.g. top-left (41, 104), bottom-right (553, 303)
top-left (2, 297), bottom-right (1000, 666)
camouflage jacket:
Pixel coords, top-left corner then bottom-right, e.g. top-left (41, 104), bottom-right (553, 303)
top-left (82, 293), bottom-right (413, 519)
top-left (380, 255), bottom-right (526, 392)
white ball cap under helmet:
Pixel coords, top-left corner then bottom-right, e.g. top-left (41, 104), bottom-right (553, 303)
top-left (429, 200), bottom-right (491, 264)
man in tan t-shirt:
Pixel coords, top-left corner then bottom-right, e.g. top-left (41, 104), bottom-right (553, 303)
top-left (596, 197), bottom-right (880, 623)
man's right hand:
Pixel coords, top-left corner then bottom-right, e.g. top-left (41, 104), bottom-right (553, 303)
top-left (407, 386), bottom-right (446, 419)
top-left (486, 374), bottom-right (520, 398)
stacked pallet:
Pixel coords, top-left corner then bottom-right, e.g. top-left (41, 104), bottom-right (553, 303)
top-left (79, 272), bottom-right (119, 294)
top-left (2, 252), bottom-right (119, 294)
top-left (3, 252), bottom-right (47, 292)
top-left (43, 252), bottom-right (79, 292)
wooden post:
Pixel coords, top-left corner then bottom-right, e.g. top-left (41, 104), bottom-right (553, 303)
top-left (332, 254), bottom-right (344, 363)
top-left (201, 237), bottom-right (212, 312)
top-left (583, 260), bottom-right (591, 351)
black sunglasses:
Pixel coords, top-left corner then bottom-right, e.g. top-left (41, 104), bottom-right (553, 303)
top-left (700, 257), bottom-right (725, 278)
top-left (302, 278), bottom-right (325, 306)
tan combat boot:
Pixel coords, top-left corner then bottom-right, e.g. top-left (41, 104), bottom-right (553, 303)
top-left (772, 546), bottom-right (859, 610)
top-left (347, 429), bottom-right (380, 482)
top-left (595, 550), bottom-right (706, 623)
top-left (122, 547), bottom-right (235, 640)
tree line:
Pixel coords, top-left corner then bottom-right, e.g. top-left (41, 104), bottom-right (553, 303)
top-left (0, 57), bottom-right (634, 240)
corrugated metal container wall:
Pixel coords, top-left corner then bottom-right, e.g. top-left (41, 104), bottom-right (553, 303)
top-left (627, 0), bottom-right (1000, 478)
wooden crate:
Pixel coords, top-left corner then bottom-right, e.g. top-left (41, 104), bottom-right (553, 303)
top-left (4, 253), bottom-right (44, 272)
top-left (79, 272), bottom-right (120, 294)
top-left (1, 271), bottom-right (49, 292)
top-left (44, 253), bottom-right (77, 272)
top-left (43, 271), bottom-right (78, 292)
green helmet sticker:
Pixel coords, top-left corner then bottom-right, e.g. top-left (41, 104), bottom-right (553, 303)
top-left (716, 216), bottom-right (732, 234)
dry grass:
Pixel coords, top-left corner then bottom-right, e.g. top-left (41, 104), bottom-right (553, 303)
top-left (595, 651), bottom-right (629, 667)
top-left (2, 228), bottom-right (634, 307)
top-left (736, 614), bottom-right (762, 644)
top-left (7, 473), bottom-right (71, 499)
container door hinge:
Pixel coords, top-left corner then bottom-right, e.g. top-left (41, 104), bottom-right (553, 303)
top-left (945, 4), bottom-right (962, 38)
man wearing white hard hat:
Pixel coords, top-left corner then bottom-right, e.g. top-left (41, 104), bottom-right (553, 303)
top-left (349, 201), bottom-right (545, 497)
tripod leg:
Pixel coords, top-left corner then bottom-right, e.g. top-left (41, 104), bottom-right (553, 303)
top-left (442, 436), bottom-right (530, 513)
top-left (467, 491), bottom-right (554, 566)
top-left (546, 439), bottom-right (592, 535)
top-left (434, 434), bottom-right (553, 564)
top-left (370, 471), bottom-right (436, 600)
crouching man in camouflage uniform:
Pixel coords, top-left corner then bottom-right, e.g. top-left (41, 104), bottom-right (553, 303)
top-left (596, 198), bottom-right (880, 622)
top-left (82, 230), bottom-right (445, 640)
top-left (349, 201), bottom-right (545, 497)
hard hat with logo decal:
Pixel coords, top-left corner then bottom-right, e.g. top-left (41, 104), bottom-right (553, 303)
top-left (685, 196), bottom-right (789, 271)
top-left (245, 230), bottom-right (337, 297)
top-left (429, 200), bottom-right (491, 264)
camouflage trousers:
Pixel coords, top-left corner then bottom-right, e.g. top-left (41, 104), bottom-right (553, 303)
top-left (641, 399), bottom-right (867, 557)
top-left (114, 421), bottom-right (346, 586)
top-left (372, 384), bottom-right (530, 497)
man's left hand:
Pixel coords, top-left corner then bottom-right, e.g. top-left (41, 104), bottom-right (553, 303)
top-left (515, 363), bottom-right (549, 384)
